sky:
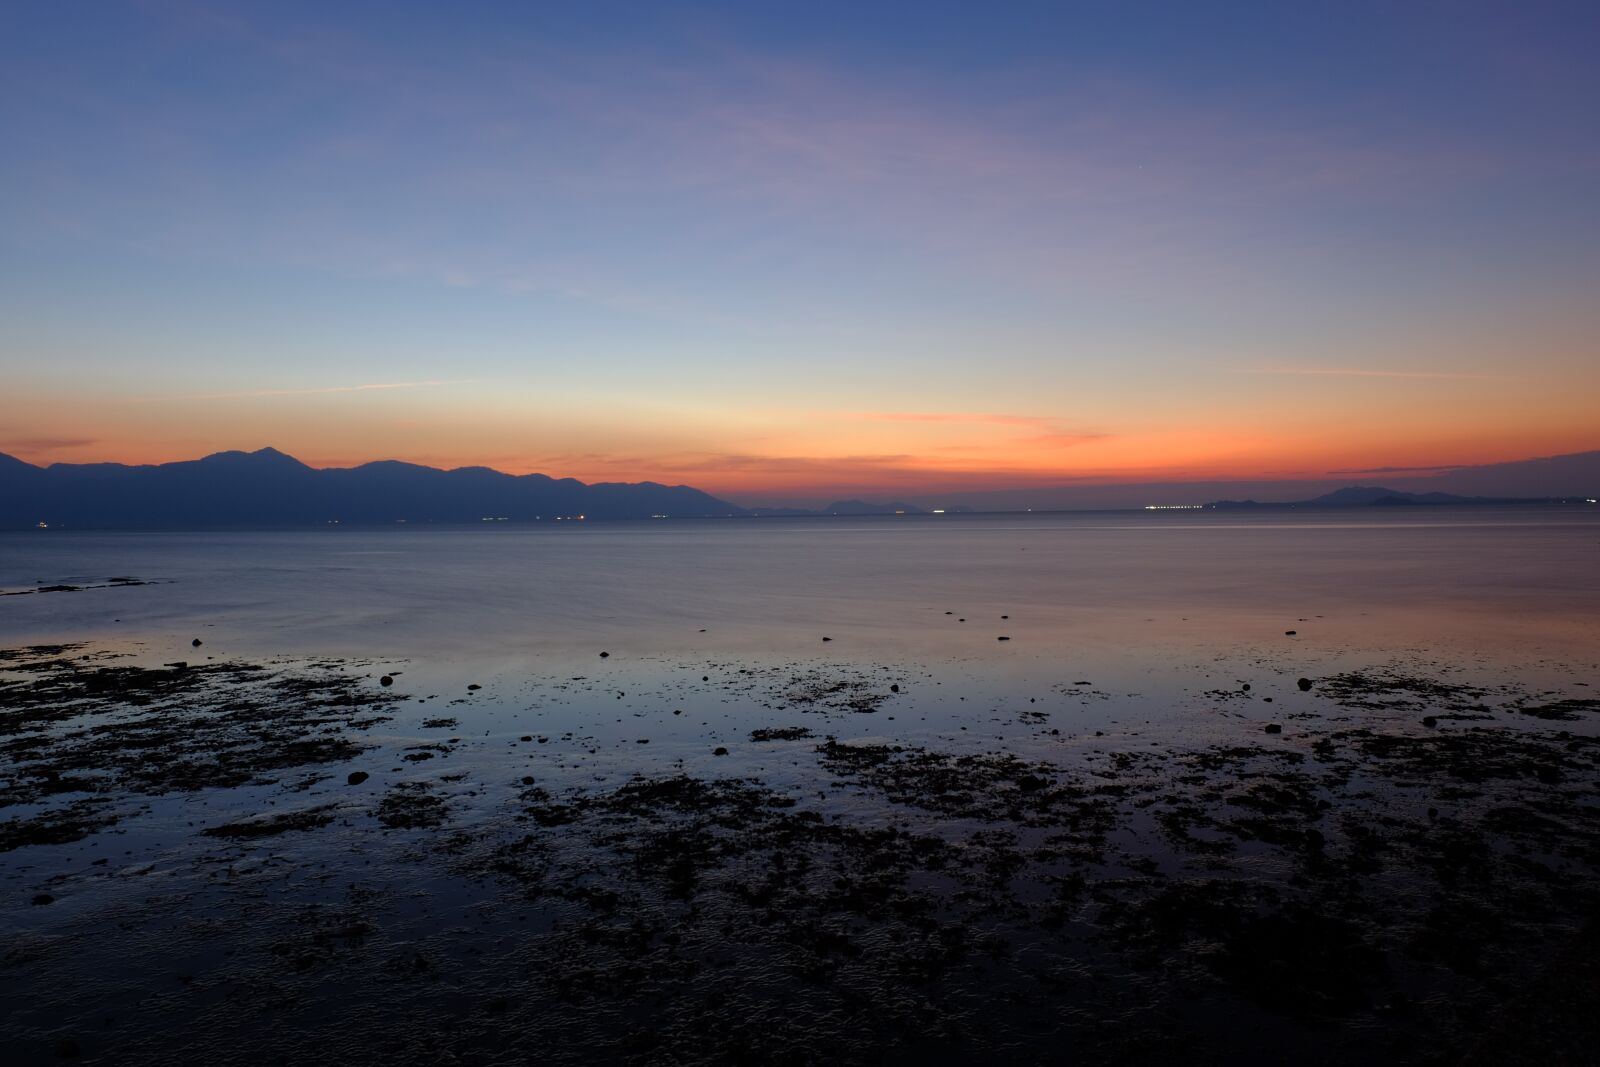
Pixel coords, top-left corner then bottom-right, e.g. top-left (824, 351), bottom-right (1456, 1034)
top-left (2, 1), bottom-right (1597, 505)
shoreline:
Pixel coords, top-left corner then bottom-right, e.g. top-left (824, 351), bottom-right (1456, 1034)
top-left (5, 638), bottom-right (1599, 1064)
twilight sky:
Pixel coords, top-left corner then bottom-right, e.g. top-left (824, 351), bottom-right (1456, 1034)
top-left (2, 1), bottom-right (1597, 505)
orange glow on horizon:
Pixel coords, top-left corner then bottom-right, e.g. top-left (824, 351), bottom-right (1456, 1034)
top-left (5, 354), bottom-right (1598, 502)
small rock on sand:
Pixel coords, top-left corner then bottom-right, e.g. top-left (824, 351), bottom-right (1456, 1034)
top-left (191, 638), bottom-right (203, 647)
top-left (1297, 678), bottom-right (1313, 691)
top-left (380, 676), bottom-right (394, 687)
top-left (1264, 723), bottom-right (1282, 734)
top-left (346, 771), bottom-right (369, 785)
top-left (713, 747), bottom-right (729, 756)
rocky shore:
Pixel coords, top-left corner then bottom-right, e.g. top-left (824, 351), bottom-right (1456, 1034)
top-left (4, 641), bottom-right (1599, 1065)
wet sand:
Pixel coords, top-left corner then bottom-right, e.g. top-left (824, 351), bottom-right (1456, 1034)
top-left (5, 624), bottom-right (1600, 1065)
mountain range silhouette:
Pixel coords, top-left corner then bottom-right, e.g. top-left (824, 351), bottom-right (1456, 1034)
top-left (4, 446), bottom-right (1596, 529)
top-left (0, 447), bottom-right (742, 528)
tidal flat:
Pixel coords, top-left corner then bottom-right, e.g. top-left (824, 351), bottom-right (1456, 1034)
top-left (2, 513), bottom-right (1598, 1064)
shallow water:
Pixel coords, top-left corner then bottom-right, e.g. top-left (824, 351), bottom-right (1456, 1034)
top-left (4, 507), bottom-right (1598, 655)
top-left (3, 509), bottom-right (1599, 1064)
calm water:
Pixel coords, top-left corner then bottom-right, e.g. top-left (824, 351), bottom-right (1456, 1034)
top-left (4, 508), bottom-right (1600, 1065)
top-left (5, 508), bottom-right (1598, 666)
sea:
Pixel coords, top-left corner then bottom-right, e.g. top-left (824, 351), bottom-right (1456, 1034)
top-left (2, 507), bottom-right (1598, 1065)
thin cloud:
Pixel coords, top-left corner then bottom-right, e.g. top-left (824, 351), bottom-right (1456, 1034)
top-left (822, 412), bottom-right (1110, 445)
top-left (825, 412), bottom-right (1058, 427)
top-left (1327, 464), bottom-right (1470, 474)
top-left (2, 436), bottom-right (97, 451)
top-left (139, 380), bottom-right (478, 402)
top-left (1233, 367), bottom-right (1504, 381)
top-left (1019, 432), bottom-right (1114, 447)
top-left (666, 453), bottom-right (917, 474)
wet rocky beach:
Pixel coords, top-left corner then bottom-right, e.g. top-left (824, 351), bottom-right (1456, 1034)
top-left (4, 630), bottom-right (1599, 1065)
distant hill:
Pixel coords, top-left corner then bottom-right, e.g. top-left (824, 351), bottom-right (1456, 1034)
top-left (897, 449), bottom-right (1600, 512)
top-left (0, 447), bottom-right (743, 528)
top-left (1209, 485), bottom-right (1594, 509)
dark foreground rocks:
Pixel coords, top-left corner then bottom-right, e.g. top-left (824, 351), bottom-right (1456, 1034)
top-left (4, 646), bottom-right (1600, 1066)
top-left (0, 645), bottom-right (403, 850)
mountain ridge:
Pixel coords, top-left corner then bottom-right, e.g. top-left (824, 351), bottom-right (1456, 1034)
top-left (0, 447), bottom-right (742, 528)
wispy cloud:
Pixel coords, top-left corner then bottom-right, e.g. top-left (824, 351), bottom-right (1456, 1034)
top-left (139, 380), bottom-right (477, 402)
top-left (1232, 367), bottom-right (1504, 381)
top-left (2, 436), bottom-right (97, 451)
top-left (1327, 464), bottom-right (1469, 474)
top-left (666, 453), bottom-right (917, 474)
top-left (821, 411), bottom-right (1109, 446)
top-left (825, 411), bottom-right (1055, 427)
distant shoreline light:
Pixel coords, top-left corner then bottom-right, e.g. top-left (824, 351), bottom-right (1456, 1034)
top-left (1144, 504), bottom-right (1208, 510)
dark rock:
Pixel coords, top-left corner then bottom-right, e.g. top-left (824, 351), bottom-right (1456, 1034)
top-left (346, 771), bottom-right (369, 786)
top-left (1285, 630), bottom-right (1297, 636)
top-left (380, 675), bottom-right (394, 687)
top-left (32, 893), bottom-right (54, 905)
top-left (191, 638), bottom-right (203, 647)
top-left (713, 747), bottom-right (729, 756)
top-left (520, 735), bottom-right (532, 742)
top-left (997, 636), bottom-right (1010, 641)
top-left (521, 776), bottom-right (535, 785)
top-left (467, 684), bottom-right (481, 691)
top-left (599, 651), bottom-right (610, 658)
top-left (750, 727), bottom-right (813, 742)
top-left (1297, 678), bottom-right (1314, 691)
top-left (1422, 716), bottom-right (1438, 728)
top-left (890, 684), bottom-right (900, 693)
top-left (1242, 683), bottom-right (1252, 692)
top-left (822, 637), bottom-right (832, 642)
top-left (1264, 723), bottom-right (1282, 734)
